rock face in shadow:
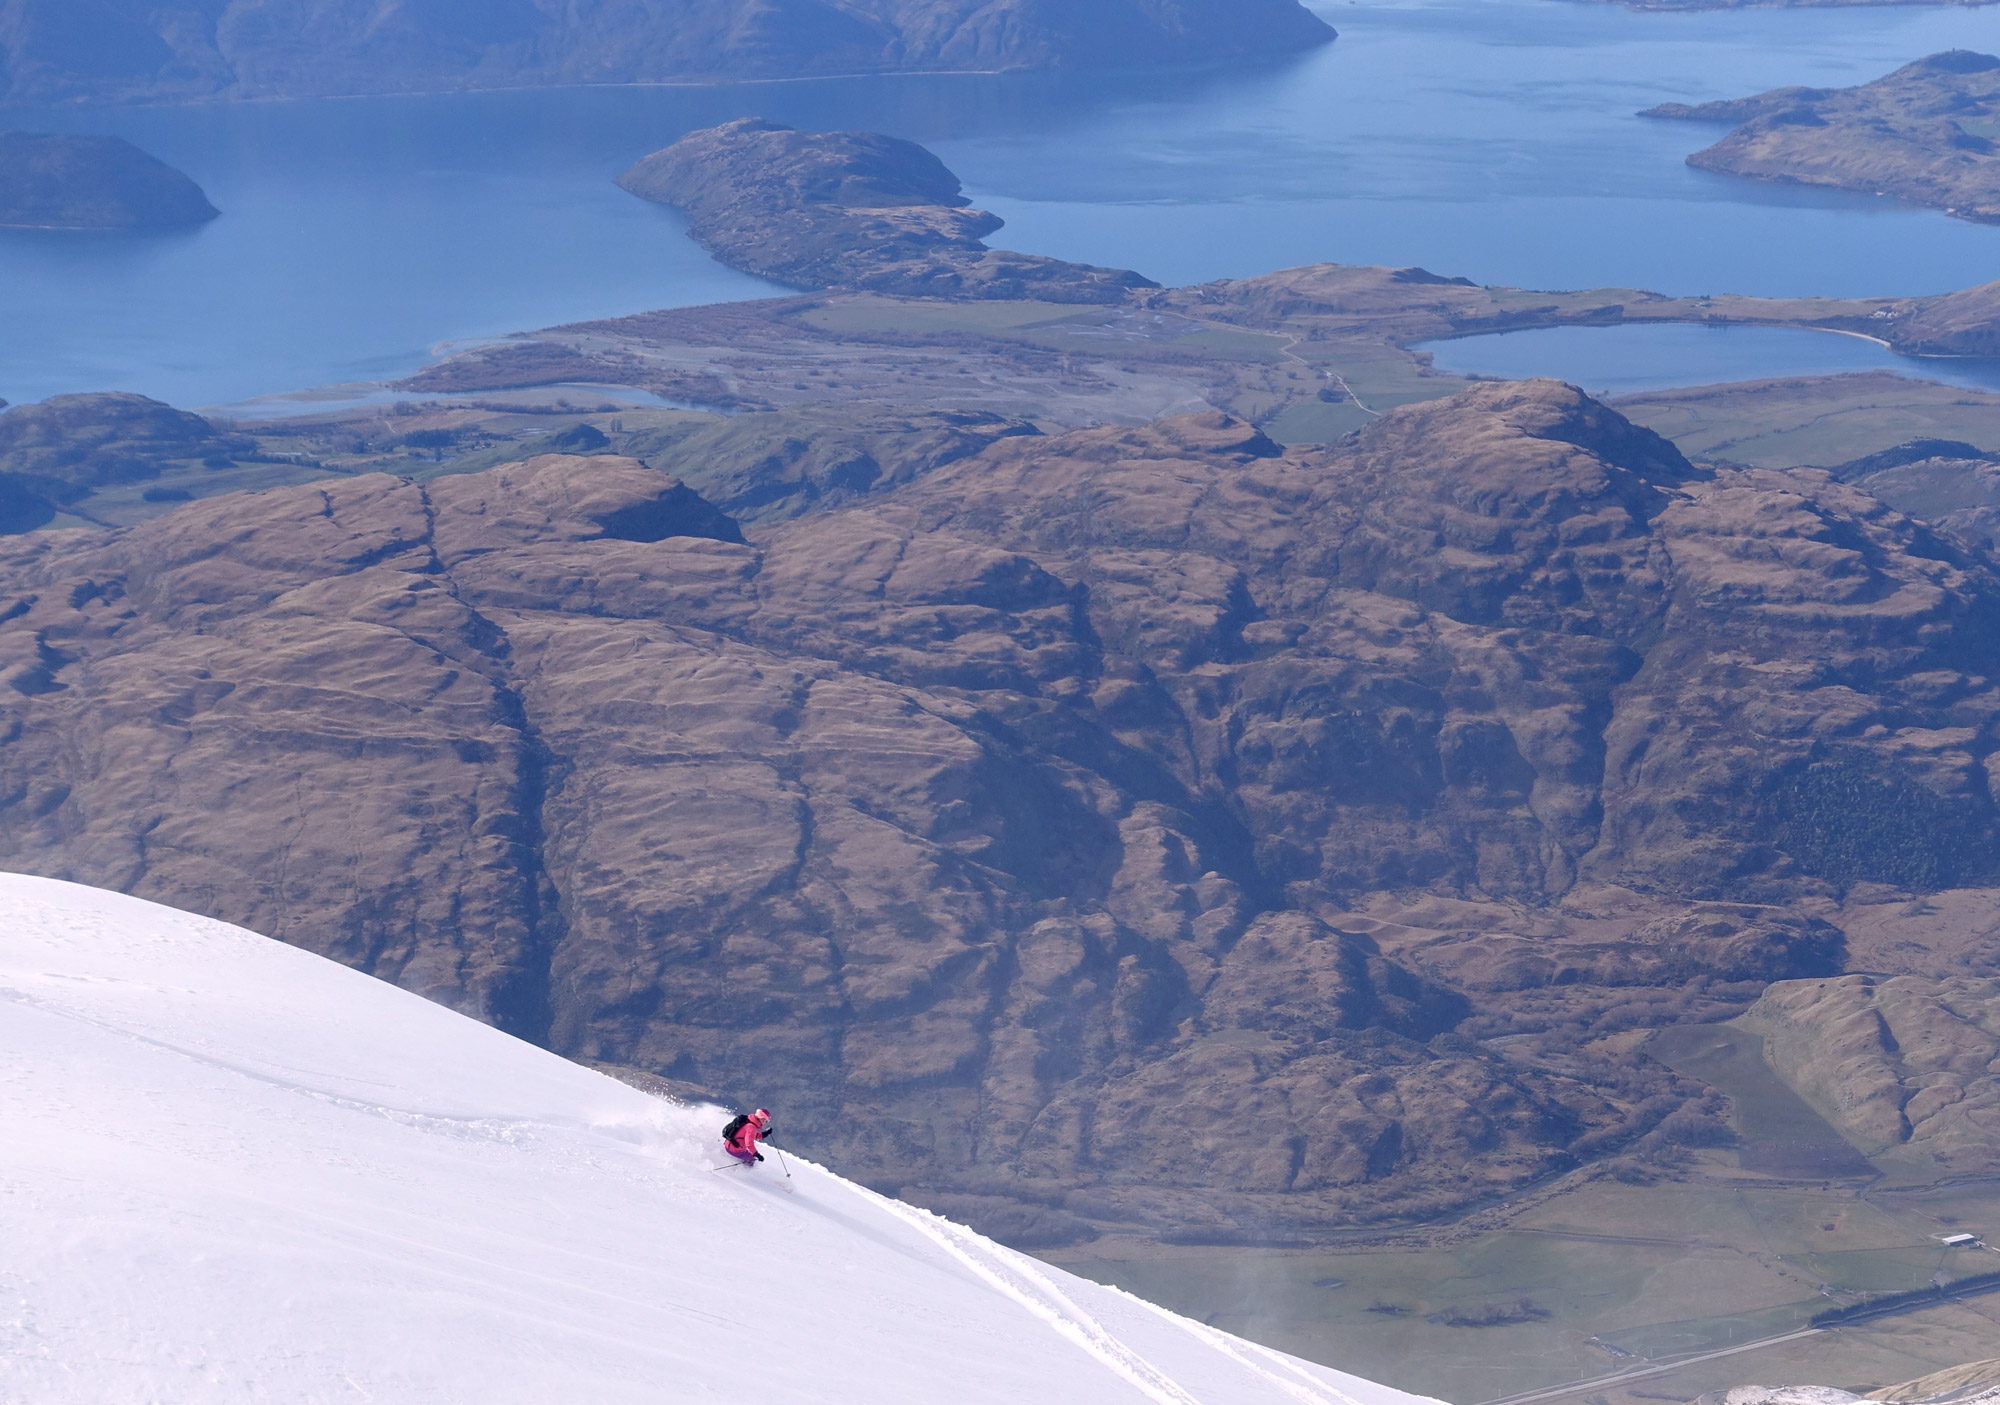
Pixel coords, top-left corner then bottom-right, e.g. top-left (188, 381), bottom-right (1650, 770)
top-left (0, 132), bottom-right (218, 230)
top-left (3, 384), bottom-right (1999, 1234)
top-left (0, 0), bottom-right (1335, 104)
top-left (618, 119), bottom-right (1157, 304)
top-left (1645, 51), bottom-right (2000, 224)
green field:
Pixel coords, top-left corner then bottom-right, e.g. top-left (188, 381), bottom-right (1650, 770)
top-left (1264, 398), bottom-right (1378, 444)
top-left (798, 297), bottom-right (1090, 335)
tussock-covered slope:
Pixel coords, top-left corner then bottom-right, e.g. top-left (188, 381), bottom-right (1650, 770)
top-left (0, 872), bottom-right (1424, 1404)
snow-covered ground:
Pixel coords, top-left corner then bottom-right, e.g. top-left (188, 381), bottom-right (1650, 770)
top-left (0, 874), bottom-right (1446, 1404)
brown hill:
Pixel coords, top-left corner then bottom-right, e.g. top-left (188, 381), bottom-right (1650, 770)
top-left (0, 0), bottom-right (1335, 104)
top-left (1881, 278), bottom-right (2000, 356)
top-left (1, 379), bottom-right (1993, 1238)
top-left (0, 392), bottom-right (252, 531)
top-left (618, 119), bottom-right (1157, 303)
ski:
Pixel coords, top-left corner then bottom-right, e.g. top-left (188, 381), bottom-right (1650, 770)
top-left (708, 1160), bottom-right (794, 1192)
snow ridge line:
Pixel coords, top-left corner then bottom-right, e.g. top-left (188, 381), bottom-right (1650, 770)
top-left (860, 1189), bottom-right (1206, 1405)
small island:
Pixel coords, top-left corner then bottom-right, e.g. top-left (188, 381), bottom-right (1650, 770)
top-left (1644, 50), bottom-right (2000, 223)
top-left (617, 118), bottom-right (1156, 304)
top-left (0, 131), bottom-right (219, 231)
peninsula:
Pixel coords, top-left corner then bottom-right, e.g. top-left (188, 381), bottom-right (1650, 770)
top-left (0, 132), bottom-right (218, 231)
top-left (1645, 50), bottom-right (2000, 223)
top-left (617, 118), bottom-right (1156, 303)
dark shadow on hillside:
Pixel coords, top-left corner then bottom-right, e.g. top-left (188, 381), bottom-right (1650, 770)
top-left (1647, 1024), bottom-right (1878, 1179)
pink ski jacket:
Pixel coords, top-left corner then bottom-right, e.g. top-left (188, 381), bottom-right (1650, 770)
top-left (726, 1119), bottom-right (768, 1159)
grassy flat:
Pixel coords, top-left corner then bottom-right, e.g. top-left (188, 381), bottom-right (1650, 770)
top-left (1611, 373), bottom-right (2000, 466)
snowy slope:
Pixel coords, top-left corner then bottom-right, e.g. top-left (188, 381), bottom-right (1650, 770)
top-left (0, 875), bottom-right (1445, 1405)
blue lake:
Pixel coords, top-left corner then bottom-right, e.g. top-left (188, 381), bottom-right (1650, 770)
top-left (1417, 323), bottom-right (2000, 397)
top-left (10, 0), bottom-right (2000, 408)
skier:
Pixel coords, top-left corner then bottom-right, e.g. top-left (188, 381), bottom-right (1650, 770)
top-left (721, 1107), bottom-right (773, 1167)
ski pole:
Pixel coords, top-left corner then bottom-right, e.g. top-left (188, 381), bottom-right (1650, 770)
top-left (773, 1144), bottom-right (794, 1181)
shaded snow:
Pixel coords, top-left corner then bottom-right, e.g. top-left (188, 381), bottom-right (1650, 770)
top-left (0, 875), bottom-right (1445, 1404)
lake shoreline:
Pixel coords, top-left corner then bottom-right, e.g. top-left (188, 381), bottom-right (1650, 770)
top-left (13, 0), bottom-right (2000, 412)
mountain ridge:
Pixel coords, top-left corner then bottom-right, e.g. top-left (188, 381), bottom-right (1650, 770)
top-left (0, 0), bottom-right (1337, 104)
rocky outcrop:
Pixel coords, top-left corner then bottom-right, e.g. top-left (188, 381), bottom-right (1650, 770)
top-left (1645, 51), bottom-right (2000, 224)
top-left (0, 0), bottom-right (1335, 104)
top-left (0, 132), bottom-right (217, 230)
top-left (5, 381), bottom-right (2000, 1234)
top-left (619, 119), bottom-right (1157, 303)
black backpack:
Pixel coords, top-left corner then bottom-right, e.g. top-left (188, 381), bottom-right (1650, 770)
top-left (721, 1113), bottom-right (750, 1144)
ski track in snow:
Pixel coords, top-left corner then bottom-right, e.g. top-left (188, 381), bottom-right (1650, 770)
top-left (1123, 1288), bottom-right (1374, 1405)
top-left (849, 1176), bottom-right (1374, 1405)
top-left (858, 1185), bottom-right (1209, 1405)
